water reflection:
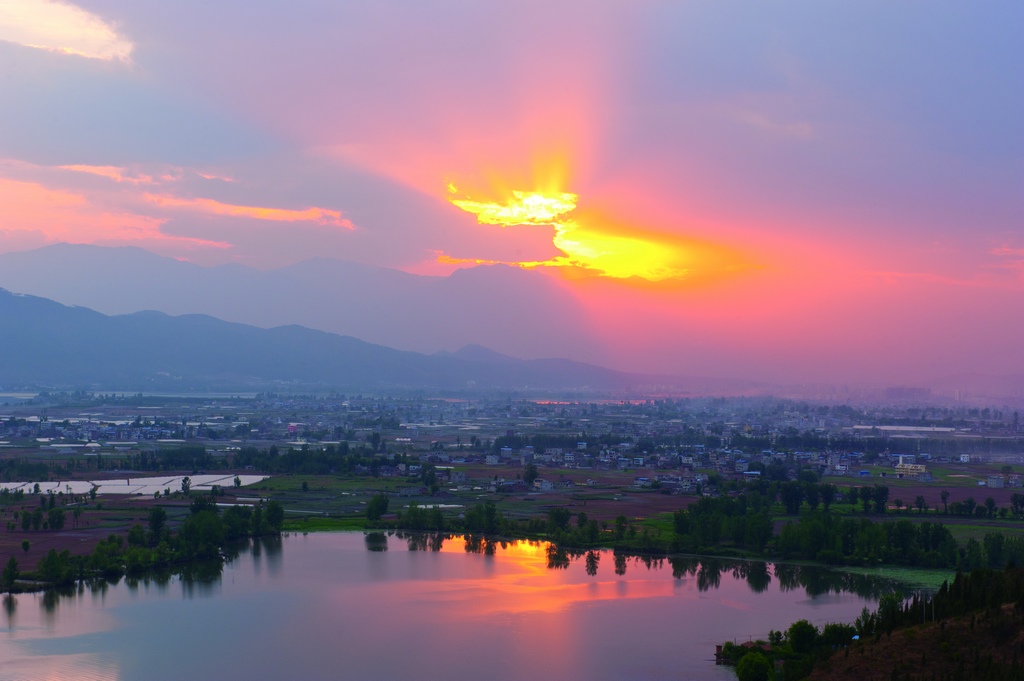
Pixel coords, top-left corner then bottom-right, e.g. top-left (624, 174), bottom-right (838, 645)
top-left (376, 532), bottom-right (901, 601)
top-left (585, 550), bottom-right (600, 576)
top-left (2, 532), bottom-right (900, 681)
top-left (365, 531), bottom-right (389, 552)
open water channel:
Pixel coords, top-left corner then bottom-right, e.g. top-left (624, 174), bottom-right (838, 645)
top-left (0, 532), bottom-right (896, 681)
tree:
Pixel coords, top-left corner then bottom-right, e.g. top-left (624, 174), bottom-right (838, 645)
top-left (148, 507), bottom-right (167, 545)
top-left (780, 481), bottom-right (803, 514)
top-left (264, 501), bottom-right (284, 533)
top-left (787, 619), bottom-right (819, 655)
top-left (872, 484), bottom-right (889, 514)
top-left (180, 476), bottom-right (191, 495)
top-left (47, 508), bottom-right (65, 531)
top-left (547, 507), bottom-right (571, 533)
top-left (941, 489), bottom-right (950, 515)
top-left (367, 493), bottom-right (389, 521)
top-left (985, 497), bottom-right (997, 519)
top-left (614, 515), bottom-right (628, 540)
top-left (523, 463), bottom-right (539, 486)
top-left (2, 556), bottom-right (17, 594)
top-left (736, 651), bottom-right (771, 681)
top-left (894, 498), bottom-right (904, 513)
top-left (915, 495), bottom-right (927, 514)
top-left (820, 483), bottom-right (836, 511)
top-left (233, 476), bottom-right (241, 488)
top-left (1011, 493), bottom-right (1024, 519)
top-left (21, 540), bottom-right (29, 554)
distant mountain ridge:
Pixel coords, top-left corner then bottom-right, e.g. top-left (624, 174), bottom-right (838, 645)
top-left (0, 287), bottom-right (647, 392)
top-left (0, 243), bottom-right (597, 362)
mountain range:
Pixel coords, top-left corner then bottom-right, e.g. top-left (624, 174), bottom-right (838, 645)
top-left (0, 243), bottom-right (597, 362)
top-left (0, 286), bottom-right (664, 392)
top-left (0, 245), bottom-right (1019, 402)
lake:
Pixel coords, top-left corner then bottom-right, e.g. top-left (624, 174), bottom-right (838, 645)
top-left (0, 532), bottom-right (893, 681)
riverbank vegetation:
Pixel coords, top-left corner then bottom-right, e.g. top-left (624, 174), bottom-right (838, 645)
top-left (719, 565), bottom-right (1024, 681)
top-left (4, 493), bottom-right (284, 592)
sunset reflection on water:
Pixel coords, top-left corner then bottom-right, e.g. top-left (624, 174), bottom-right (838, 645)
top-left (0, 533), bottom-right (893, 681)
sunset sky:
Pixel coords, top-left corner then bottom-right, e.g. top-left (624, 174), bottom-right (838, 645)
top-left (0, 1), bottom-right (1021, 383)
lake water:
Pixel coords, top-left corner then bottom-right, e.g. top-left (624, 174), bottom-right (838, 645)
top-left (0, 533), bottom-right (892, 681)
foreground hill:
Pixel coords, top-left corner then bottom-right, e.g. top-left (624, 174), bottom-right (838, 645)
top-left (0, 288), bottom-right (649, 392)
top-left (808, 604), bottom-right (1024, 681)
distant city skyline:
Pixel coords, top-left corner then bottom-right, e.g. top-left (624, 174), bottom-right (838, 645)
top-left (0, 1), bottom-right (1020, 384)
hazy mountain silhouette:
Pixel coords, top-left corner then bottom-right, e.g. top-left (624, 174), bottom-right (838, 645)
top-left (0, 288), bottom-right (642, 392)
top-left (0, 244), bottom-right (598, 361)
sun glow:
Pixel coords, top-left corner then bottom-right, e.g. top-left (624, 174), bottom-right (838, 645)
top-left (450, 190), bottom-right (578, 227)
top-left (447, 186), bottom-right (690, 281)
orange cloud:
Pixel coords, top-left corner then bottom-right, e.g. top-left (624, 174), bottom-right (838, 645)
top-left (144, 194), bottom-right (355, 229)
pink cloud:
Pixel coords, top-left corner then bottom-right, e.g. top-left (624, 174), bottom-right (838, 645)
top-left (143, 194), bottom-right (355, 229)
top-left (0, 177), bottom-right (229, 252)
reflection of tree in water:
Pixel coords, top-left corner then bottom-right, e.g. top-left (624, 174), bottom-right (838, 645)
top-left (360, 533), bottom-right (900, 600)
top-left (697, 559), bottom-right (723, 592)
top-left (180, 562), bottom-right (223, 598)
top-left (461, 534), bottom-right (502, 555)
top-left (394, 531), bottom-right (450, 552)
top-left (669, 555), bottom-right (700, 579)
top-left (2, 593), bottom-right (14, 620)
top-left (742, 561), bottom-right (771, 593)
top-left (773, 562), bottom-right (898, 600)
top-left (546, 545), bottom-right (570, 570)
top-left (585, 551), bottom-right (600, 576)
top-left (365, 532), bottom-right (388, 552)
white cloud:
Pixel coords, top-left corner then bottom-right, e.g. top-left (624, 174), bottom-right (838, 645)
top-left (0, 0), bottom-right (133, 61)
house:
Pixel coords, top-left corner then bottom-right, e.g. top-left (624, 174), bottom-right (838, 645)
top-left (533, 479), bottom-right (554, 491)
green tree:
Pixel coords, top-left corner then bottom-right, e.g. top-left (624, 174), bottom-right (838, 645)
top-left (21, 540), bottom-right (29, 554)
top-left (523, 463), bottom-right (539, 486)
top-left (1, 556), bottom-right (17, 594)
top-left (872, 484), bottom-right (889, 514)
top-left (915, 495), bottom-right (926, 514)
top-left (614, 515), bottom-right (628, 540)
top-left (264, 500), bottom-right (284, 533)
top-left (367, 493), bottom-right (389, 521)
top-left (180, 476), bottom-right (191, 495)
top-left (941, 489), bottom-right (950, 515)
top-left (736, 651), bottom-right (771, 681)
top-left (127, 524), bottom-right (145, 546)
top-left (148, 507), bottom-right (167, 545)
top-left (47, 508), bottom-right (65, 531)
top-left (787, 619), bottom-right (818, 655)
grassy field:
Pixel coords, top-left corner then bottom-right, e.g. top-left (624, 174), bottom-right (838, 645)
top-left (282, 516), bottom-right (367, 532)
top-left (837, 565), bottom-right (957, 590)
